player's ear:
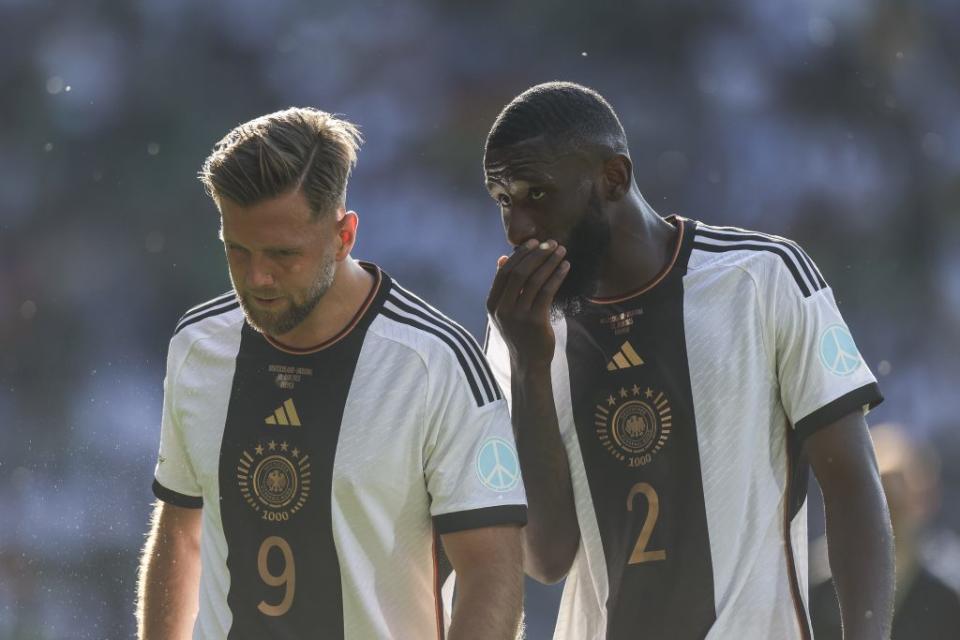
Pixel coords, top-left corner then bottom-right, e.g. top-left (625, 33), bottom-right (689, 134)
top-left (335, 210), bottom-right (359, 260)
top-left (602, 154), bottom-right (633, 201)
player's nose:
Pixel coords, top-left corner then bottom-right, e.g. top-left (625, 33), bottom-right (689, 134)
top-left (505, 210), bottom-right (539, 247)
top-left (246, 256), bottom-right (275, 288)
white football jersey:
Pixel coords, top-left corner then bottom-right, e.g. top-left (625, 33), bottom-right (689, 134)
top-left (486, 217), bottom-right (881, 640)
top-left (153, 263), bottom-right (526, 639)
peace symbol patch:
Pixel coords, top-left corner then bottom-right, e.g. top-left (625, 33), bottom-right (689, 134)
top-left (819, 324), bottom-right (862, 376)
top-left (476, 437), bottom-right (521, 492)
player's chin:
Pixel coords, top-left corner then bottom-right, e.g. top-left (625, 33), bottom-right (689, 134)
top-left (249, 315), bottom-right (294, 337)
top-left (240, 301), bottom-right (286, 333)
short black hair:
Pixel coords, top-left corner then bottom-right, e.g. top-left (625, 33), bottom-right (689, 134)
top-left (485, 81), bottom-right (628, 159)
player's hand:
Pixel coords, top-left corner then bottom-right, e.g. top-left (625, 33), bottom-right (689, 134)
top-left (486, 238), bottom-right (569, 368)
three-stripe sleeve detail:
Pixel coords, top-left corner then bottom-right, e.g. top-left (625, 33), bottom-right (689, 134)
top-left (382, 288), bottom-right (502, 407)
top-left (692, 226), bottom-right (826, 298)
top-left (390, 287), bottom-right (501, 403)
top-left (174, 291), bottom-right (240, 334)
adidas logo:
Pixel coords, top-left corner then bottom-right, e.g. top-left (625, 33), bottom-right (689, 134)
top-left (606, 341), bottom-right (645, 371)
top-left (265, 398), bottom-right (302, 426)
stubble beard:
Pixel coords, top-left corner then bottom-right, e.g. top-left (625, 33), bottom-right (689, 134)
top-left (551, 190), bottom-right (611, 319)
top-left (237, 259), bottom-right (337, 338)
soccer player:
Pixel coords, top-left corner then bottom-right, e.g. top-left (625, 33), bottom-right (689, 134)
top-left (482, 82), bottom-right (894, 639)
top-left (137, 108), bottom-right (527, 639)
top-left (811, 424), bottom-right (960, 638)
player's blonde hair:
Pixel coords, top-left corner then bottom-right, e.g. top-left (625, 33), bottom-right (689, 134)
top-left (199, 107), bottom-right (362, 217)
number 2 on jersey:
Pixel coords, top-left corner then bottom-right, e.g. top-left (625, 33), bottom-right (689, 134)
top-left (626, 482), bottom-right (666, 564)
top-left (257, 536), bottom-right (296, 616)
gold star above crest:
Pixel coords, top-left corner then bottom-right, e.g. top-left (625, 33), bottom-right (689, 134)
top-left (254, 444), bottom-right (264, 455)
top-left (619, 387), bottom-right (628, 398)
top-left (280, 441), bottom-right (289, 452)
top-left (292, 448), bottom-right (300, 458)
top-left (631, 384), bottom-right (641, 396)
top-left (644, 388), bottom-right (654, 399)
top-left (607, 395), bottom-right (616, 406)
top-left (268, 440), bottom-right (277, 451)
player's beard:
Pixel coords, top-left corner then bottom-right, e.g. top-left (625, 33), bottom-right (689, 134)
top-left (552, 189), bottom-right (611, 318)
top-left (236, 258), bottom-right (337, 338)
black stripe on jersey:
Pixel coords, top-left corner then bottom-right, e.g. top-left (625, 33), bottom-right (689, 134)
top-left (174, 299), bottom-right (240, 334)
top-left (381, 299), bottom-right (500, 407)
top-left (152, 479), bottom-right (203, 508)
top-left (220, 322), bottom-right (362, 639)
top-left (380, 306), bottom-right (486, 407)
top-left (698, 226), bottom-right (826, 291)
top-left (433, 505), bottom-right (528, 535)
top-left (698, 225), bottom-right (827, 289)
top-left (565, 221), bottom-right (717, 638)
top-left (794, 382), bottom-right (883, 442)
top-left (179, 290), bottom-right (236, 321)
top-left (695, 226), bottom-right (827, 295)
top-left (390, 287), bottom-right (502, 404)
top-left (692, 240), bottom-right (816, 298)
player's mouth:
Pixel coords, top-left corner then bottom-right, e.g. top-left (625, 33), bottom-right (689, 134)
top-left (250, 294), bottom-right (284, 307)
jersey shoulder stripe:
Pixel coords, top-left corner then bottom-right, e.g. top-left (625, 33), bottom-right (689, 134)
top-left (696, 223), bottom-right (826, 289)
top-left (390, 286), bottom-right (501, 404)
top-left (178, 290), bottom-right (235, 320)
top-left (692, 224), bottom-right (826, 298)
top-left (173, 291), bottom-right (241, 335)
top-left (379, 304), bottom-right (487, 408)
top-left (389, 285), bottom-right (500, 401)
top-left (380, 288), bottom-right (501, 407)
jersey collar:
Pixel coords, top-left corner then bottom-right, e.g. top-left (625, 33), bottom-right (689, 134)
top-left (587, 215), bottom-right (696, 306)
top-left (263, 261), bottom-right (389, 355)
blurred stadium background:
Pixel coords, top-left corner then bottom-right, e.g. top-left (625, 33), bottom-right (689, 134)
top-left (2, 0), bottom-right (959, 637)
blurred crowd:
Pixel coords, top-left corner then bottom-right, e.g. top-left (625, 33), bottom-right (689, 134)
top-left (1, 0), bottom-right (958, 637)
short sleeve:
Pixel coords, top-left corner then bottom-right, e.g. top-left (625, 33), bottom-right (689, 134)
top-left (152, 339), bottom-right (203, 508)
top-left (770, 253), bottom-right (883, 441)
top-left (423, 338), bottom-right (526, 535)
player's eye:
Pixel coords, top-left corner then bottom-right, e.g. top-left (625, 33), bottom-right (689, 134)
top-left (529, 189), bottom-right (546, 201)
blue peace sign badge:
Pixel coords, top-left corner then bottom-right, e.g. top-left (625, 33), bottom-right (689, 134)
top-left (819, 324), bottom-right (862, 376)
top-left (476, 437), bottom-right (521, 492)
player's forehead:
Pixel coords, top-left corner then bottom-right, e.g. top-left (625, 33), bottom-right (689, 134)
top-left (484, 137), bottom-right (581, 189)
top-left (218, 191), bottom-right (326, 247)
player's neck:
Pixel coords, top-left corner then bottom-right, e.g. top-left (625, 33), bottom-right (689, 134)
top-left (593, 192), bottom-right (678, 299)
top-left (271, 258), bottom-right (375, 349)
